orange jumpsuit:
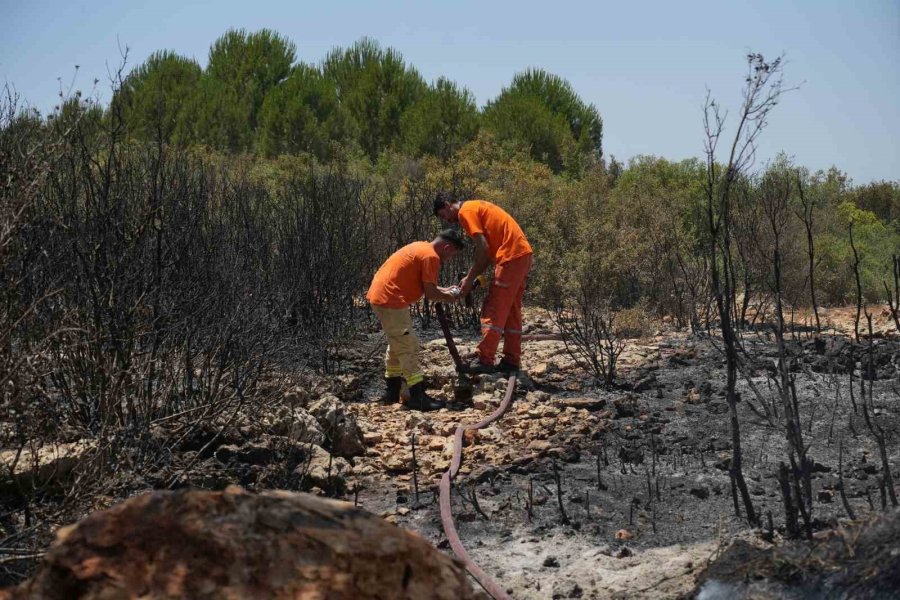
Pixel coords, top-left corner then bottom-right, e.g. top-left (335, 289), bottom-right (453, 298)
top-left (457, 201), bottom-right (533, 366)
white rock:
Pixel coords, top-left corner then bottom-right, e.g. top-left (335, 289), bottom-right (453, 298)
top-left (294, 444), bottom-right (352, 488)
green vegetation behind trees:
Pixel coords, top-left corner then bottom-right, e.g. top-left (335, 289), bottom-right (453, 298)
top-left (401, 77), bottom-right (480, 159)
top-left (113, 50), bottom-right (202, 142)
top-left (256, 63), bottom-right (354, 159)
top-left (110, 30), bottom-right (600, 173)
top-left (483, 68), bottom-right (603, 174)
top-left (9, 29), bottom-right (900, 322)
top-left (203, 28), bottom-right (296, 150)
top-left (321, 38), bottom-right (428, 161)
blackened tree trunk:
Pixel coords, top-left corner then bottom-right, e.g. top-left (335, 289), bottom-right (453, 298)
top-left (794, 171), bottom-right (820, 333)
top-left (849, 222), bottom-right (863, 343)
top-left (885, 255), bottom-right (900, 334)
top-left (701, 52), bottom-right (789, 526)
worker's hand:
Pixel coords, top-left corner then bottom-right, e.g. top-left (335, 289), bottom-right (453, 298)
top-left (459, 277), bottom-right (474, 297)
top-left (435, 285), bottom-right (461, 302)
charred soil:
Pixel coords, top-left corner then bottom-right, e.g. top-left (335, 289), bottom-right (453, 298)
top-left (1, 307), bottom-right (898, 599)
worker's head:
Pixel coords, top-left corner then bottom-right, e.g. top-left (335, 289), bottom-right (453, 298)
top-left (433, 228), bottom-right (464, 260)
top-left (433, 191), bottom-right (461, 223)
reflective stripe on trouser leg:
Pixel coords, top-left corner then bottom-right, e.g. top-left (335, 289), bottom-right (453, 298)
top-left (477, 322), bottom-right (505, 365)
top-left (372, 304), bottom-right (421, 386)
top-left (481, 323), bottom-right (505, 335)
top-left (479, 323), bottom-right (505, 356)
top-left (477, 253), bottom-right (532, 364)
top-left (501, 254), bottom-right (531, 365)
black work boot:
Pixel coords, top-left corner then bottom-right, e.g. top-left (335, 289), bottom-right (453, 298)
top-left (406, 382), bottom-right (446, 412)
top-left (380, 376), bottom-right (403, 404)
top-left (496, 360), bottom-right (519, 374)
top-left (461, 358), bottom-right (496, 375)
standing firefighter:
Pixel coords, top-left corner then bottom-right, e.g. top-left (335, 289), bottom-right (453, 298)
top-left (434, 192), bottom-right (533, 374)
top-left (367, 230), bottom-right (464, 411)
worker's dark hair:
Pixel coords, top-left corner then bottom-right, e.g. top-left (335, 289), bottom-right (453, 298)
top-left (436, 228), bottom-right (465, 249)
top-left (432, 190), bottom-right (456, 216)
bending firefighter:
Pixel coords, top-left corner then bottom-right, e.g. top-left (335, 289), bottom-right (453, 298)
top-left (434, 192), bottom-right (533, 374)
top-left (366, 230), bottom-right (464, 411)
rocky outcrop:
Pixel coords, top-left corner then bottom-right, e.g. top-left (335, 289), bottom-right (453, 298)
top-left (308, 394), bottom-right (366, 458)
top-left (270, 406), bottom-right (327, 446)
top-left (299, 443), bottom-right (353, 490)
top-left (1, 486), bottom-right (478, 600)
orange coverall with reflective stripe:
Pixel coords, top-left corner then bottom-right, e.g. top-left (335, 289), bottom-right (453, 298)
top-left (457, 201), bottom-right (533, 366)
top-left (479, 253), bottom-right (533, 366)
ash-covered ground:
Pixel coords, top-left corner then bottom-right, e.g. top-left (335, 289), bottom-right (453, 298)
top-left (350, 307), bottom-right (900, 599)
top-left (2, 306), bottom-right (896, 598)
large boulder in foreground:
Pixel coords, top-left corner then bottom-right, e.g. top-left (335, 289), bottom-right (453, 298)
top-left (1, 486), bottom-right (478, 600)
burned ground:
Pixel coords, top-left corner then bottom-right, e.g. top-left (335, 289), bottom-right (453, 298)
top-left (351, 307), bottom-right (899, 599)
top-left (1, 306), bottom-right (898, 599)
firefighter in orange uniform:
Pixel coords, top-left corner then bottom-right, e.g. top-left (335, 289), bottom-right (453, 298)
top-left (366, 230), bottom-right (464, 411)
top-left (433, 192), bottom-right (533, 374)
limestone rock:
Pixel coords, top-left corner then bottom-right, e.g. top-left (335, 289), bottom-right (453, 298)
top-left (531, 362), bottom-right (550, 376)
top-left (526, 390), bottom-right (551, 404)
top-left (335, 374), bottom-right (362, 402)
top-left (472, 392), bottom-right (495, 410)
top-left (423, 338), bottom-right (448, 350)
top-left (555, 396), bottom-right (605, 411)
top-left (440, 422), bottom-right (460, 436)
top-left (0, 440), bottom-right (91, 490)
top-left (529, 405), bottom-right (560, 418)
top-left (296, 444), bottom-right (352, 489)
top-left (283, 385), bottom-right (311, 408)
top-left (383, 453), bottom-right (412, 473)
top-left (271, 406), bottom-right (326, 445)
top-left (214, 443), bottom-right (274, 465)
top-left (405, 412), bottom-right (426, 429)
top-left (309, 394), bottom-right (366, 458)
top-left (364, 431), bottom-right (383, 445)
top-left (528, 440), bottom-right (552, 452)
top-left (478, 426), bottom-right (503, 443)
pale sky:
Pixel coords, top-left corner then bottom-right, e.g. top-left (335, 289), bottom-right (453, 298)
top-left (2, 0), bottom-right (898, 183)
